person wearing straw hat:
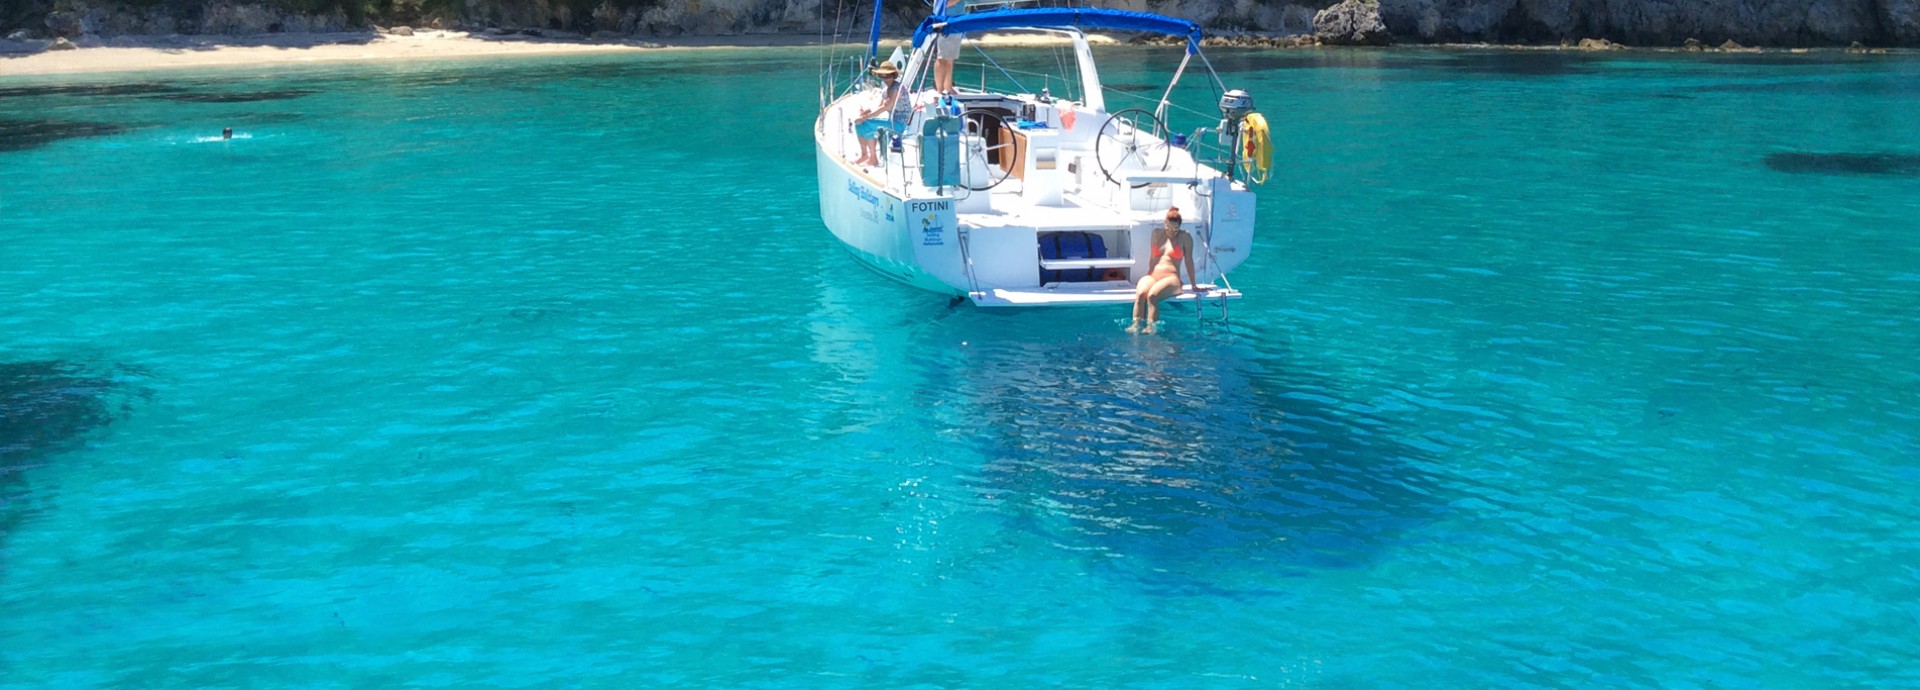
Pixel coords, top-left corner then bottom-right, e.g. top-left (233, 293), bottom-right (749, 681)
top-left (851, 61), bottom-right (905, 168)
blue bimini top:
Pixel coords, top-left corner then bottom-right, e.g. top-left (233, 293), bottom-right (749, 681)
top-left (912, 7), bottom-right (1205, 54)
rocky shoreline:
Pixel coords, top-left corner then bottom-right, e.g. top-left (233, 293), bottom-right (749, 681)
top-left (2, 0), bottom-right (1918, 51)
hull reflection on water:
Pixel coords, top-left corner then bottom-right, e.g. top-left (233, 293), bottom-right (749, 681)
top-left (931, 320), bottom-right (1450, 584)
top-left (803, 279), bottom-right (1451, 590)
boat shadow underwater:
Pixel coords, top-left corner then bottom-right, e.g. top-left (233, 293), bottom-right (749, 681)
top-left (909, 313), bottom-right (1453, 593)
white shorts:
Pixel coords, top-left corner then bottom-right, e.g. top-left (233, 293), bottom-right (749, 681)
top-left (935, 33), bottom-right (964, 60)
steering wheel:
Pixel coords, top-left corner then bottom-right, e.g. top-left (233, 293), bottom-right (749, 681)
top-left (961, 109), bottom-right (1016, 191)
top-left (1096, 108), bottom-right (1171, 187)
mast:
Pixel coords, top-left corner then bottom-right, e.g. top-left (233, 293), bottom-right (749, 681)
top-left (866, 0), bottom-right (886, 62)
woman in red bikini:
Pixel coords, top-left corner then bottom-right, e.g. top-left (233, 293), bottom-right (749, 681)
top-left (1128, 207), bottom-right (1201, 334)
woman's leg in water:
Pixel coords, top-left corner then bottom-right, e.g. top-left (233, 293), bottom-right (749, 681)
top-left (1127, 275), bottom-right (1156, 332)
top-left (1143, 275), bottom-right (1182, 333)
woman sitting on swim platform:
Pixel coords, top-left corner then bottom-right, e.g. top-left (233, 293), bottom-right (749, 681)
top-left (1128, 207), bottom-right (1204, 334)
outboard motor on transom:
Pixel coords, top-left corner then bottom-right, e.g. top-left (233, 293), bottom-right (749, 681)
top-left (1216, 89), bottom-right (1261, 182)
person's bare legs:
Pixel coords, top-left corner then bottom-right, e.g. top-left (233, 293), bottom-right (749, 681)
top-left (1142, 275), bottom-right (1181, 333)
top-left (935, 58), bottom-right (955, 94)
top-left (856, 135), bottom-right (877, 166)
top-left (1127, 275), bottom-right (1157, 333)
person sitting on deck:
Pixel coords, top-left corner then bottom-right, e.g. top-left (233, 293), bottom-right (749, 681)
top-left (851, 62), bottom-right (906, 168)
top-left (1128, 207), bottom-right (1206, 334)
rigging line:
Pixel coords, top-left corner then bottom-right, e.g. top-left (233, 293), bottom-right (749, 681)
top-left (967, 43), bottom-right (1029, 94)
top-left (1055, 37), bottom-right (1080, 103)
top-left (1061, 42), bottom-right (1078, 103)
top-left (1059, 42), bottom-right (1075, 98)
top-left (821, 0), bottom-right (840, 103)
top-left (826, 0), bottom-right (849, 96)
top-left (1103, 84), bottom-right (1216, 121)
top-left (1153, 50), bottom-right (1192, 125)
top-left (1195, 47), bottom-right (1226, 94)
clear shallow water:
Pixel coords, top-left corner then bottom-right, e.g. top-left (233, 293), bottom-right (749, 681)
top-left (3, 48), bottom-right (1919, 687)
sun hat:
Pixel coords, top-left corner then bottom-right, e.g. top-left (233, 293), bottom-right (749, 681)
top-left (870, 62), bottom-right (900, 78)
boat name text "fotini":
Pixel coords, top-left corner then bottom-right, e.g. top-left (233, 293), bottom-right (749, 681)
top-left (909, 200), bottom-right (952, 213)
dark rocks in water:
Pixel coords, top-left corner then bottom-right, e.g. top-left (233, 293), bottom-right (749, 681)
top-left (0, 82), bottom-right (179, 98)
top-left (47, 37), bottom-right (76, 51)
top-left (6, 29), bottom-right (32, 41)
top-left (1696, 78), bottom-right (1914, 94)
top-left (1424, 51), bottom-right (1601, 78)
top-left (1764, 152), bottom-right (1920, 176)
top-left (1314, 0), bottom-right (1392, 46)
top-left (1201, 51), bottom-right (1389, 73)
top-left (1684, 37), bottom-right (1706, 51)
top-left (1720, 39), bottom-right (1749, 50)
top-left (149, 89), bottom-right (316, 103)
top-left (0, 361), bottom-right (131, 551)
top-left (1696, 52), bottom-right (1875, 66)
top-left (1577, 37), bottom-right (1623, 50)
top-left (0, 118), bottom-right (127, 153)
top-left (227, 111), bottom-right (307, 125)
top-left (1, 361), bottom-right (119, 473)
top-left (1378, 0), bottom-right (1911, 47)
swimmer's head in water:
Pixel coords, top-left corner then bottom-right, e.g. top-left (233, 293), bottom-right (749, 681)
top-left (222, 127), bottom-right (233, 139)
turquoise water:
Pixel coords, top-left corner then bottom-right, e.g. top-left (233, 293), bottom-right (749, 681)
top-left (3, 47), bottom-right (1919, 687)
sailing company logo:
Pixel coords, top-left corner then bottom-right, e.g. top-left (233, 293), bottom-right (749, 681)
top-left (921, 216), bottom-right (945, 246)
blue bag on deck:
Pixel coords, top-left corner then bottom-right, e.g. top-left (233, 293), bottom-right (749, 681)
top-left (1038, 232), bottom-right (1108, 283)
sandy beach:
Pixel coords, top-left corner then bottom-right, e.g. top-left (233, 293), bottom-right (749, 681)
top-left (0, 30), bottom-right (830, 77)
top-left (0, 30), bottom-right (1121, 77)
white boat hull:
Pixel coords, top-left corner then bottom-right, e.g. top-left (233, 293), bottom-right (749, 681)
top-left (814, 138), bottom-right (968, 296)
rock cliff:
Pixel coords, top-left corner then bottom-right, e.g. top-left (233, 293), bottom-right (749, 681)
top-left (2, 0), bottom-right (1916, 46)
top-left (1377, 0), bottom-right (1920, 46)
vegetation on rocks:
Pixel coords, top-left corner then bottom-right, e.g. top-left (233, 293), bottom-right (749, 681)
top-left (1, 0), bottom-right (1914, 46)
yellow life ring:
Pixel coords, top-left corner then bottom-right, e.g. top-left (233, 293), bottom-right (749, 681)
top-left (1240, 112), bottom-right (1272, 184)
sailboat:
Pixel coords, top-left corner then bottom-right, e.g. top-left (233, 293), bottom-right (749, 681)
top-left (814, 2), bottom-right (1269, 308)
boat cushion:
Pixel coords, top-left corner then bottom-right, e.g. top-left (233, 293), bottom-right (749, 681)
top-left (920, 115), bottom-right (963, 187)
top-left (1038, 231), bottom-right (1108, 283)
